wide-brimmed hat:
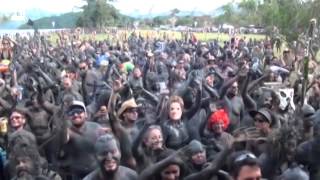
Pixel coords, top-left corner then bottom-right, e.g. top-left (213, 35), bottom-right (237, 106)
top-left (117, 98), bottom-right (139, 117)
top-left (249, 108), bottom-right (272, 124)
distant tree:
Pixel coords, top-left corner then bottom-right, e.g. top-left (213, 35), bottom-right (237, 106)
top-left (77, 0), bottom-right (119, 29)
top-left (153, 16), bottom-right (167, 27)
top-left (213, 0), bottom-right (317, 44)
top-left (176, 16), bottom-right (193, 26)
top-left (0, 15), bottom-right (11, 23)
top-left (170, 8), bottom-right (180, 16)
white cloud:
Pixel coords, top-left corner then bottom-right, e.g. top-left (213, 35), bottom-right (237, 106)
top-left (112, 0), bottom-right (234, 15)
top-left (0, 0), bottom-right (83, 13)
top-left (0, 0), bottom-right (234, 15)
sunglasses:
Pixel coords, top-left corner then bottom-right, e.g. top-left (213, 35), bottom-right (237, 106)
top-left (255, 118), bottom-right (268, 123)
top-left (67, 108), bottom-right (85, 116)
top-left (125, 108), bottom-right (137, 113)
top-left (10, 116), bottom-right (23, 120)
top-left (234, 153), bottom-right (257, 163)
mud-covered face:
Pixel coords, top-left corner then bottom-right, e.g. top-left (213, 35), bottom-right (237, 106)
top-left (228, 82), bottom-right (238, 97)
top-left (144, 128), bottom-right (163, 150)
top-left (205, 75), bottom-right (215, 87)
top-left (283, 138), bottom-right (297, 162)
top-left (123, 108), bottom-right (138, 122)
top-left (133, 68), bottom-right (142, 78)
top-left (67, 107), bottom-right (86, 127)
top-left (10, 112), bottom-right (26, 131)
top-left (211, 121), bottom-right (224, 135)
top-left (95, 137), bottom-right (121, 174)
top-left (63, 77), bottom-right (72, 89)
top-left (189, 140), bottom-right (206, 165)
top-left (14, 156), bottom-right (35, 179)
top-left (191, 151), bottom-right (206, 165)
top-left (78, 62), bottom-right (88, 76)
top-left (254, 114), bottom-right (270, 134)
top-left (261, 92), bottom-right (273, 109)
top-left (161, 164), bottom-right (180, 180)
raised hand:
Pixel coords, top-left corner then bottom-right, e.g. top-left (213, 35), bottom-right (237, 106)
top-left (169, 145), bottom-right (190, 164)
top-left (233, 127), bottom-right (265, 143)
top-left (112, 79), bottom-right (123, 93)
top-left (238, 64), bottom-right (249, 77)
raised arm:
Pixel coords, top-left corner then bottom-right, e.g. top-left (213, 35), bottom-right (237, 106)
top-left (184, 146), bottom-right (232, 180)
top-left (140, 88), bottom-right (159, 106)
top-left (108, 90), bottom-right (124, 140)
top-left (139, 147), bottom-right (187, 180)
top-left (131, 124), bottom-right (150, 165)
top-left (156, 95), bottom-right (169, 124)
top-left (219, 75), bottom-right (239, 99)
top-left (203, 83), bottom-right (220, 100)
top-left (241, 72), bottom-right (257, 111)
top-left (108, 80), bottom-right (136, 169)
top-left (247, 70), bottom-right (270, 94)
top-left (33, 65), bottom-right (55, 87)
top-left (184, 81), bottom-right (202, 120)
top-left (36, 85), bottom-right (57, 114)
top-left (0, 97), bottom-right (12, 110)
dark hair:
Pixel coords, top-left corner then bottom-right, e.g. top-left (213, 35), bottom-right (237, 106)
top-left (231, 153), bottom-right (260, 178)
top-left (9, 144), bottom-right (42, 176)
top-left (155, 149), bottom-right (187, 180)
top-left (66, 65), bottom-right (77, 73)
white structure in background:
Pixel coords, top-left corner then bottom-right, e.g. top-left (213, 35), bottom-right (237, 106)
top-left (220, 24), bottom-right (234, 35)
top-left (10, 10), bottom-right (27, 21)
top-left (194, 21), bottom-right (198, 28)
top-left (133, 21), bottom-right (139, 29)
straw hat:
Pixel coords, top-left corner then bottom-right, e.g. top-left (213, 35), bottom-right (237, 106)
top-left (117, 98), bottom-right (139, 117)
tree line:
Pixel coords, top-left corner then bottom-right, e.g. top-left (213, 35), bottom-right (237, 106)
top-left (18, 0), bottom-right (320, 43)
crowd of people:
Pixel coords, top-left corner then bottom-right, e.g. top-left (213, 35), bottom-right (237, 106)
top-left (0, 29), bottom-right (318, 180)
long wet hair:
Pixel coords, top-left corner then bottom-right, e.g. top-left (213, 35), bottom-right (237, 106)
top-left (9, 143), bottom-right (42, 177)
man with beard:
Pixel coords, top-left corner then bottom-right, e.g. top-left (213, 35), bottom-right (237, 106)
top-left (83, 134), bottom-right (137, 180)
top-left (9, 142), bottom-right (61, 180)
top-left (63, 100), bottom-right (107, 179)
top-left (78, 60), bottom-right (104, 104)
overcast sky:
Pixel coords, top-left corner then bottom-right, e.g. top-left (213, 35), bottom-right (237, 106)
top-left (0, 0), bottom-right (235, 15)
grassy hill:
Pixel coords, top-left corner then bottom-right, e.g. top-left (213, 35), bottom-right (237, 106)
top-left (19, 11), bottom-right (135, 29)
top-left (19, 12), bottom-right (82, 29)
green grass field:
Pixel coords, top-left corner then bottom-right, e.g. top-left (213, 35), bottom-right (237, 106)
top-left (49, 29), bottom-right (266, 44)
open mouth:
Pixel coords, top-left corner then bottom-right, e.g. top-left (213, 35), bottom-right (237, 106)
top-left (104, 160), bottom-right (117, 171)
top-left (152, 142), bottom-right (163, 149)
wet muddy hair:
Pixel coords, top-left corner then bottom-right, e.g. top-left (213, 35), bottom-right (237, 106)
top-left (8, 130), bottom-right (37, 152)
top-left (155, 149), bottom-right (187, 180)
top-left (266, 126), bottom-right (300, 160)
top-left (9, 142), bottom-right (41, 177)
